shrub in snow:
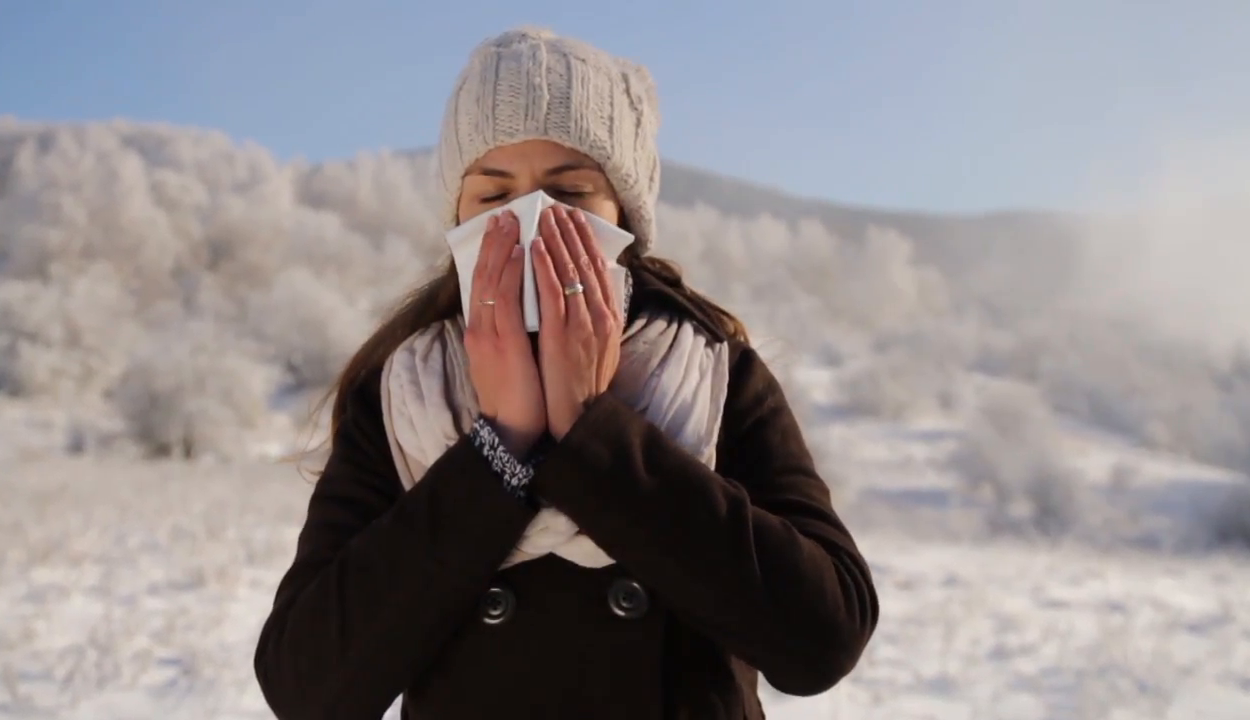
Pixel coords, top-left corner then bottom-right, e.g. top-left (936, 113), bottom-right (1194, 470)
top-left (839, 345), bottom-right (960, 420)
top-left (113, 323), bottom-right (273, 459)
top-left (297, 150), bottom-right (440, 243)
top-left (246, 267), bottom-right (370, 390)
top-left (0, 263), bottom-right (139, 398)
top-left (823, 226), bottom-right (951, 332)
top-left (0, 122), bottom-right (445, 459)
top-left (988, 315), bottom-right (1250, 474)
top-left (840, 357), bottom-right (927, 420)
top-left (950, 385), bottom-right (1084, 538)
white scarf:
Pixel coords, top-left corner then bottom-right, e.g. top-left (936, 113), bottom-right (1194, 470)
top-left (380, 312), bottom-right (731, 569)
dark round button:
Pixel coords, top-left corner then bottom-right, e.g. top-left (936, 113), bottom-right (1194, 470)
top-left (480, 585), bottom-right (516, 625)
top-left (607, 578), bottom-right (649, 620)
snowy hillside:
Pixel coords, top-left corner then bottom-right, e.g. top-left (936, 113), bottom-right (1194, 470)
top-left (2, 118), bottom-right (1250, 718)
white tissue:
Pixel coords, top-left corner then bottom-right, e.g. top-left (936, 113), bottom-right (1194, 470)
top-left (445, 189), bottom-right (634, 332)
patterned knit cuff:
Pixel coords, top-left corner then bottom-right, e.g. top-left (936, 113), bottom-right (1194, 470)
top-left (468, 417), bottom-right (535, 500)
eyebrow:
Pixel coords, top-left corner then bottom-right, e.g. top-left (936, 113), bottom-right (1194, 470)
top-left (466, 161), bottom-right (600, 179)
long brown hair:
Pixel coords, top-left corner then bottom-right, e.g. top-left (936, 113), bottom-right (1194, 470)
top-left (297, 245), bottom-right (748, 475)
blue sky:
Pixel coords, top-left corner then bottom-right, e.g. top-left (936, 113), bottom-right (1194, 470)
top-left (1, 0), bottom-right (1246, 213)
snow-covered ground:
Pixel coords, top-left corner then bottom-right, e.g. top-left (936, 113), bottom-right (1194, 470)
top-left (3, 413), bottom-right (1248, 720)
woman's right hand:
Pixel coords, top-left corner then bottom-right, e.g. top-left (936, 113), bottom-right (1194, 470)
top-left (464, 210), bottom-right (546, 457)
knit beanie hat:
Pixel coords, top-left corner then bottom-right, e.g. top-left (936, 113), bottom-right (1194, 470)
top-left (434, 27), bottom-right (661, 254)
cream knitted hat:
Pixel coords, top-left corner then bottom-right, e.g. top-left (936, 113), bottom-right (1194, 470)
top-left (434, 27), bottom-right (661, 254)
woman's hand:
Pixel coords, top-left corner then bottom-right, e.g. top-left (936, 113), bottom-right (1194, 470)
top-left (533, 205), bottom-right (623, 440)
top-left (464, 210), bottom-right (547, 456)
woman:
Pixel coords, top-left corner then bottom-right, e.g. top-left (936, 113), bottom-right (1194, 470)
top-left (254, 26), bottom-right (878, 720)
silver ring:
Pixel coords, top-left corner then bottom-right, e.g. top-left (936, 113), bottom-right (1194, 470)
top-left (562, 282), bottom-right (585, 297)
top-left (479, 299), bottom-right (497, 306)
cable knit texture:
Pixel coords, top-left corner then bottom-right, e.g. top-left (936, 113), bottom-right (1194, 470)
top-left (434, 26), bottom-right (662, 254)
top-left (379, 309), bottom-right (731, 570)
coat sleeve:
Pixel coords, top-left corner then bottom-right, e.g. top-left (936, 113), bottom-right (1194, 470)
top-left (254, 370), bottom-right (538, 719)
top-left (529, 344), bottom-right (879, 696)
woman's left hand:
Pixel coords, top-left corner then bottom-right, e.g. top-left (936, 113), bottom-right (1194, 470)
top-left (532, 205), bottom-right (623, 440)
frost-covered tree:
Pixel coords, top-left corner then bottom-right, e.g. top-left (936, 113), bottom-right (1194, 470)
top-left (950, 384), bottom-right (1085, 538)
top-left (113, 321), bottom-right (274, 459)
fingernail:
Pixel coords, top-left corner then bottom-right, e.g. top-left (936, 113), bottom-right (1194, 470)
top-left (487, 214), bottom-right (499, 231)
top-left (533, 238), bottom-right (545, 253)
top-left (511, 245), bottom-right (523, 257)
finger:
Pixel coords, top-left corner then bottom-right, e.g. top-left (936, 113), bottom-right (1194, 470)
top-left (494, 243), bottom-right (526, 337)
top-left (540, 207), bottom-right (589, 325)
top-left (486, 211), bottom-right (519, 288)
top-left (467, 213), bottom-right (501, 331)
top-left (476, 211), bottom-right (520, 333)
top-left (539, 207), bottom-right (579, 289)
top-left (556, 206), bottom-right (604, 302)
top-left (569, 208), bottom-right (618, 323)
top-left (531, 235), bottom-right (566, 327)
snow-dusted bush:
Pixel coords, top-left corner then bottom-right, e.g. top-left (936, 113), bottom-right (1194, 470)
top-left (821, 226), bottom-right (951, 332)
top-left (0, 263), bottom-right (140, 398)
top-left (950, 384), bottom-right (1085, 538)
top-left (0, 121), bottom-right (455, 459)
top-left (245, 267), bottom-right (370, 389)
top-left (840, 353), bottom-right (948, 420)
top-left (837, 324), bottom-right (969, 420)
top-left (297, 150), bottom-right (441, 243)
top-left (113, 323), bottom-right (274, 459)
top-left (980, 315), bottom-right (1250, 473)
top-left (655, 205), bottom-right (952, 356)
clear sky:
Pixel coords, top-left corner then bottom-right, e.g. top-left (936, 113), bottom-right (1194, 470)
top-left (1, 0), bottom-right (1246, 213)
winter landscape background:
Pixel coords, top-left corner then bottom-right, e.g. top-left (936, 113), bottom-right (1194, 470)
top-left (2, 118), bottom-right (1249, 719)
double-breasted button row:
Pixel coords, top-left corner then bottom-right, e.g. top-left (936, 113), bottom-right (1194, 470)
top-left (479, 578), bottom-right (650, 624)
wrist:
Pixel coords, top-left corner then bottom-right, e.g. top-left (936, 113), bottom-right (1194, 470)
top-left (495, 426), bottom-right (540, 457)
top-left (551, 398), bottom-right (596, 440)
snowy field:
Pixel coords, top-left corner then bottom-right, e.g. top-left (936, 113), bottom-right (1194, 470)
top-left (3, 415), bottom-right (1248, 720)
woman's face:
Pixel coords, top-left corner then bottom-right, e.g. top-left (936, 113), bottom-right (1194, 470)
top-left (457, 139), bottom-right (622, 226)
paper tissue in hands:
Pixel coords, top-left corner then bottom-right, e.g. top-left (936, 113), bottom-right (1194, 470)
top-left (445, 189), bottom-right (635, 332)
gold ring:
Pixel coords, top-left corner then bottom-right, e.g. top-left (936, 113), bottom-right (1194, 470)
top-left (479, 299), bottom-right (497, 306)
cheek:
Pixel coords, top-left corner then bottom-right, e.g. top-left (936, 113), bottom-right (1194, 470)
top-left (584, 198), bottom-right (622, 226)
top-left (455, 196), bottom-right (481, 225)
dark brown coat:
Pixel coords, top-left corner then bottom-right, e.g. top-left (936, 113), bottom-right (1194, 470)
top-left (254, 269), bottom-right (879, 719)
